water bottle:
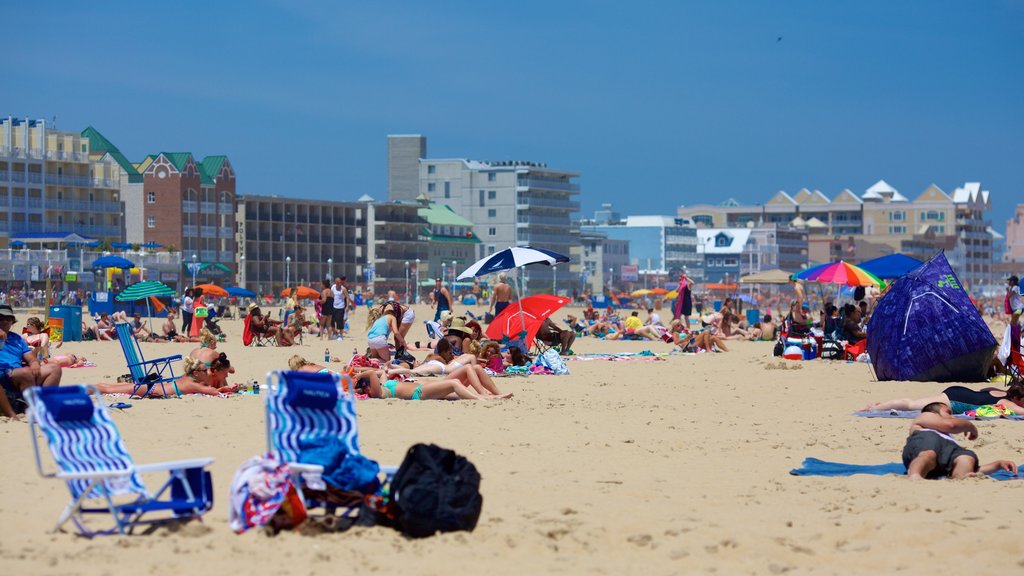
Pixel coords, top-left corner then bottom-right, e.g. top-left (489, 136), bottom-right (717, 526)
top-left (252, 380), bottom-right (261, 395)
top-left (324, 347), bottom-right (331, 362)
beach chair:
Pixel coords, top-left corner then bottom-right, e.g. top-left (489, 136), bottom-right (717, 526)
top-left (1005, 349), bottom-right (1024, 385)
top-left (424, 320), bottom-right (444, 340)
top-left (844, 339), bottom-right (867, 361)
top-left (243, 314), bottom-right (277, 347)
top-left (25, 385), bottom-right (214, 536)
top-left (264, 370), bottom-right (395, 517)
top-left (113, 322), bottom-right (182, 398)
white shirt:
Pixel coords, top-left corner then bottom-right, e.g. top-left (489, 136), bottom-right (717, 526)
top-left (182, 295), bottom-right (194, 313)
top-left (1009, 286), bottom-right (1023, 311)
top-left (332, 285), bottom-right (347, 310)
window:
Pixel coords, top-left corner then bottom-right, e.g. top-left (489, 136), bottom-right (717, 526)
top-left (488, 190), bottom-right (496, 200)
top-left (889, 211), bottom-right (906, 222)
top-left (147, 191), bottom-right (156, 204)
top-left (488, 245), bottom-right (496, 255)
top-left (487, 172), bottom-right (496, 182)
top-left (427, 182), bottom-right (436, 192)
top-left (488, 227), bottom-right (496, 236)
top-left (479, 190), bottom-right (485, 207)
top-left (889, 225), bottom-right (906, 234)
top-left (488, 209), bottom-right (496, 218)
top-left (725, 258), bottom-right (738, 266)
top-left (147, 216), bottom-right (156, 228)
top-left (444, 181), bottom-right (450, 195)
top-left (427, 165), bottom-right (436, 174)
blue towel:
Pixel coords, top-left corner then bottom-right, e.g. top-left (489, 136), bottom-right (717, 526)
top-left (298, 438), bottom-right (381, 493)
top-left (854, 410), bottom-right (1024, 421)
top-left (791, 457), bottom-right (1023, 480)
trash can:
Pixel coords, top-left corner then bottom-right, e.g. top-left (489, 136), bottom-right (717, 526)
top-left (49, 305), bottom-right (83, 342)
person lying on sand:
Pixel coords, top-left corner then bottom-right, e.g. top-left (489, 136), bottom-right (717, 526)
top-left (903, 402), bottom-right (1017, 480)
top-left (357, 372), bottom-right (511, 401)
top-left (96, 355), bottom-right (240, 397)
top-left (45, 353), bottom-right (91, 368)
top-left (864, 384), bottom-right (1024, 415)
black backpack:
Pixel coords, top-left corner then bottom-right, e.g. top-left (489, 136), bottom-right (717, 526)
top-left (390, 443), bottom-right (482, 538)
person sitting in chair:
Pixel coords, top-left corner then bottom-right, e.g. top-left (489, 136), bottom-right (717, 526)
top-left (0, 305), bottom-right (62, 418)
top-left (248, 304), bottom-right (290, 346)
top-left (842, 304), bottom-right (866, 345)
top-left (536, 317), bottom-right (576, 353)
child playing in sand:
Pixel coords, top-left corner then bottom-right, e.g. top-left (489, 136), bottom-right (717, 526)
top-left (902, 402), bottom-right (1017, 480)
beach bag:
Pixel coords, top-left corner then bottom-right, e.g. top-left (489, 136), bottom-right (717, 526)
top-left (195, 307), bottom-right (209, 318)
top-left (390, 443), bottom-right (482, 538)
top-left (772, 337), bottom-right (784, 357)
top-left (536, 348), bottom-right (569, 375)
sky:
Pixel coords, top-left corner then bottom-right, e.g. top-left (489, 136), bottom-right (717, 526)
top-left (6, 1), bottom-right (1023, 232)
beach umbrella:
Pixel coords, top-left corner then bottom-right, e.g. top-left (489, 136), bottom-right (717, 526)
top-left (664, 290), bottom-right (678, 300)
top-left (485, 294), bottom-right (570, 349)
top-left (739, 269), bottom-right (793, 284)
top-left (91, 255), bottom-right (135, 269)
top-left (649, 288), bottom-right (668, 296)
top-left (227, 286), bottom-right (256, 298)
top-left (794, 261), bottom-right (884, 288)
top-left (140, 241), bottom-right (163, 250)
top-left (115, 280), bottom-right (175, 333)
top-left (110, 242), bottom-right (132, 250)
top-left (631, 289), bottom-right (652, 297)
top-left (457, 246), bottom-right (570, 335)
top-left (9, 240), bottom-right (25, 248)
top-left (194, 283), bottom-right (228, 298)
top-left (281, 286), bottom-right (321, 299)
top-left (856, 254), bottom-right (923, 280)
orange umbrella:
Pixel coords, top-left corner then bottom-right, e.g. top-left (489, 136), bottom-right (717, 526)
top-left (281, 286), bottom-right (321, 299)
top-left (194, 284), bottom-right (228, 297)
top-left (650, 288), bottom-right (668, 295)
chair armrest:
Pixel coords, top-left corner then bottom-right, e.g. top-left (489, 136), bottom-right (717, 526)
top-left (135, 457), bottom-right (215, 473)
top-left (287, 462), bottom-right (324, 475)
top-left (56, 469), bottom-right (134, 480)
top-left (127, 355), bottom-right (183, 368)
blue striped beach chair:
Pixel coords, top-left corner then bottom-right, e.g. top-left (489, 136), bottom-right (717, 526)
top-left (264, 370), bottom-right (395, 516)
top-left (25, 385), bottom-right (214, 536)
top-left (113, 322), bottom-right (182, 398)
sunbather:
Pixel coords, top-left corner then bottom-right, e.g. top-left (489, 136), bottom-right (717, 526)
top-left (902, 402), bottom-right (1017, 480)
top-left (23, 317), bottom-right (58, 358)
top-left (864, 383), bottom-right (1024, 415)
top-left (45, 353), bottom-right (91, 368)
top-left (95, 355), bottom-right (240, 397)
top-left (355, 373), bottom-right (511, 401)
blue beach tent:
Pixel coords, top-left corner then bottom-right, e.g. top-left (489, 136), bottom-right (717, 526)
top-left (857, 254), bottom-right (923, 280)
top-left (867, 252), bottom-right (996, 382)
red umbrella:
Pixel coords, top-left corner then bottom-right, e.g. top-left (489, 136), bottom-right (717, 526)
top-left (485, 294), bottom-right (570, 348)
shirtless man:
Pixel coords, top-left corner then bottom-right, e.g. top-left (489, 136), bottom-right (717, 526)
top-left (490, 272), bottom-right (513, 317)
top-left (902, 402), bottom-right (1018, 480)
top-left (790, 276), bottom-right (806, 309)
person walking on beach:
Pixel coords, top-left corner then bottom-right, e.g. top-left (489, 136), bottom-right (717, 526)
top-left (431, 277), bottom-right (451, 322)
top-left (490, 272), bottom-right (512, 317)
top-left (181, 287), bottom-right (195, 335)
top-left (331, 276), bottom-right (348, 340)
top-left (319, 279), bottom-right (333, 340)
top-left (673, 270), bottom-right (692, 326)
top-left (902, 402), bottom-right (1018, 480)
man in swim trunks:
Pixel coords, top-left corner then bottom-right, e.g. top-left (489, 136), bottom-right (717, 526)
top-left (490, 272), bottom-right (513, 317)
top-left (431, 277), bottom-right (451, 323)
top-left (902, 402), bottom-right (1017, 480)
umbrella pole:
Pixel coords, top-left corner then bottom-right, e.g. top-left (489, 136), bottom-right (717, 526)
top-left (515, 269), bottom-right (528, 338)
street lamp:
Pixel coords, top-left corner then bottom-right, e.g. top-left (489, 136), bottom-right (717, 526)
top-left (608, 267), bottom-right (613, 291)
top-left (553, 265), bottom-right (557, 294)
top-left (285, 256), bottom-right (291, 292)
top-left (238, 255), bottom-right (245, 287)
top-left (404, 261), bottom-right (410, 301)
top-left (451, 260), bottom-right (457, 289)
top-left (327, 257), bottom-right (333, 281)
top-left (414, 258), bottom-right (420, 303)
top-left (191, 254), bottom-right (197, 288)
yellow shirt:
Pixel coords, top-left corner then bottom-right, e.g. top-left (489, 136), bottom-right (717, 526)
top-left (624, 316), bottom-right (643, 330)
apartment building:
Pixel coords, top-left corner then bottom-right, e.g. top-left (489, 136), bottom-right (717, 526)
top-left (579, 210), bottom-right (701, 281)
top-left (0, 117), bottom-right (123, 243)
top-left (1005, 204), bottom-right (1024, 263)
top-left (696, 225), bottom-right (809, 283)
top-left (572, 230), bottom-right (630, 295)
top-left (415, 199), bottom-right (480, 283)
top-left (236, 195), bottom-right (367, 294)
top-left (679, 179), bottom-right (996, 288)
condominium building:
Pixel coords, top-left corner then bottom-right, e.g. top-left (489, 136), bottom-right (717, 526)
top-left (0, 117), bottom-right (124, 243)
top-left (387, 135), bottom-right (580, 294)
top-left (1005, 204), bottom-right (1024, 263)
top-left (696, 225), bottom-right (809, 283)
top-left (236, 195), bottom-right (367, 294)
top-left (572, 230), bottom-right (630, 295)
top-left (415, 199), bottom-right (481, 283)
top-left (579, 208), bottom-right (701, 281)
top-left (387, 135), bottom-right (426, 203)
top-left (678, 179), bottom-right (996, 288)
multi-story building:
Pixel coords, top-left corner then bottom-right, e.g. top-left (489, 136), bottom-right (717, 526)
top-left (0, 117), bottom-right (124, 244)
top-left (237, 195), bottom-right (367, 293)
top-left (579, 211), bottom-right (701, 281)
top-left (415, 199), bottom-right (481, 284)
top-left (679, 179), bottom-right (996, 288)
top-left (572, 230), bottom-right (630, 295)
top-left (1005, 204), bottom-right (1024, 263)
top-left (366, 200), bottom-right (428, 295)
top-left (697, 226), bottom-right (810, 283)
top-left (387, 135), bottom-right (426, 203)
top-left (696, 228), bottom-right (749, 284)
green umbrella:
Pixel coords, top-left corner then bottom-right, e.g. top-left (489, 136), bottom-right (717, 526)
top-left (116, 280), bottom-right (176, 333)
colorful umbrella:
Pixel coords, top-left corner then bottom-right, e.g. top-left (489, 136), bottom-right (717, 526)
top-left (631, 289), bottom-right (652, 297)
top-left (194, 283), bottom-right (229, 297)
top-left (485, 294), bottom-right (570, 349)
top-left (649, 288), bottom-right (668, 296)
top-left (794, 261), bottom-right (884, 288)
top-left (664, 290), bottom-right (678, 300)
top-left (115, 280), bottom-right (175, 333)
top-left (281, 286), bottom-right (321, 299)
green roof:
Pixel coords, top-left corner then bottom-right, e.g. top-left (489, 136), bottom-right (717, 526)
top-left (417, 204), bottom-right (475, 227)
top-left (81, 126), bottom-right (143, 183)
top-left (419, 227), bottom-right (481, 244)
top-left (199, 156), bottom-right (226, 185)
top-left (160, 152), bottom-right (193, 172)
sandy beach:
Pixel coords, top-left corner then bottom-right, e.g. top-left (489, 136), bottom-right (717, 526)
top-left (1, 302), bottom-right (1022, 575)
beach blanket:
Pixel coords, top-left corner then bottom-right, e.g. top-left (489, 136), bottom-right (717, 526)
top-left (854, 409), bottom-right (1024, 421)
top-left (569, 350), bottom-right (669, 362)
top-left (790, 457), bottom-right (1023, 480)
top-left (64, 361), bottom-right (97, 368)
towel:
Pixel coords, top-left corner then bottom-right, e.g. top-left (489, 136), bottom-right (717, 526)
top-left (854, 410), bottom-right (1024, 421)
top-left (790, 457), bottom-right (1023, 480)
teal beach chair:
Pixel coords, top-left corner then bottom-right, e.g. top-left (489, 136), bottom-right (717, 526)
top-left (26, 385), bottom-right (214, 536)
top-left (113, 322), bottom-right (182, 398)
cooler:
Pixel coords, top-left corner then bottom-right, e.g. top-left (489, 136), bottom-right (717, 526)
top-left (49, 305), bottom-right (83, 342)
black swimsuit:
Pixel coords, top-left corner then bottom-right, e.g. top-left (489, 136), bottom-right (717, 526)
top-left (943, 386), bottom-right (1002, 406)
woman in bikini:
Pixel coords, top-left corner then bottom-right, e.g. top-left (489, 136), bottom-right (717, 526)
top-left (23, 317), bottom-right (57, 358)
top-left (357, 372), bottom-right (511, 401)
top-left (864, 383), bottom-right (1024, 415)
top-left (96, 354), bottom-right (241, 397)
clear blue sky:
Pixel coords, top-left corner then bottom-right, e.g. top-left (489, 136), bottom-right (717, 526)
top-left (6, 1), bottom-right (1023, 232)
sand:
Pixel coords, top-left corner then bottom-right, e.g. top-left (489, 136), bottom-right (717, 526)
top-left (1, 303), bottom-right (1022, 575)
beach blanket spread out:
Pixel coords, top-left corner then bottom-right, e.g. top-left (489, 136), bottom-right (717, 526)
top-left (790, 457), bottom-right (1023, 480)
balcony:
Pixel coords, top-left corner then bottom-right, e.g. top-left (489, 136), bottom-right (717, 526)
top-left (200, 226), bottom-right (217, 237)
top-left (218, 202), bottom-right (234, 214)
top-left (183, 225), bottom-right (199, 236)
top-left (200, 250), bottom-right (217, 262)
top-left (44, 198), bottom-right (122, 212)
top-left (516, 214), bottom-right (570, 227)
top-left (182, 200), bottom-right (199, 212)
top-left (219, 226), bottom-right (233, 237)
top-left (517, 231), bottom-right (576, 245)
top-left (0, 147), bottom-right (45, 160)
top-left (200, 202), bottom-right (217, 214)
top-left (43, 173), bottom-right (93, 187)
top-left (516, 177), bottom-right (580, 193)
top-left (515, 196), bottom-right (580, 211)
top-left (45, 149), bottom-right (88, 162)
top-left (219, 251), bottom-right (234, 262)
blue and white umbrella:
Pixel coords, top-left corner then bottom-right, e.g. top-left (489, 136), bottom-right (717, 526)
top-left (457, 246), bottom-right (569, 280)
top-left (457, 246), bottom-right (570, 338)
